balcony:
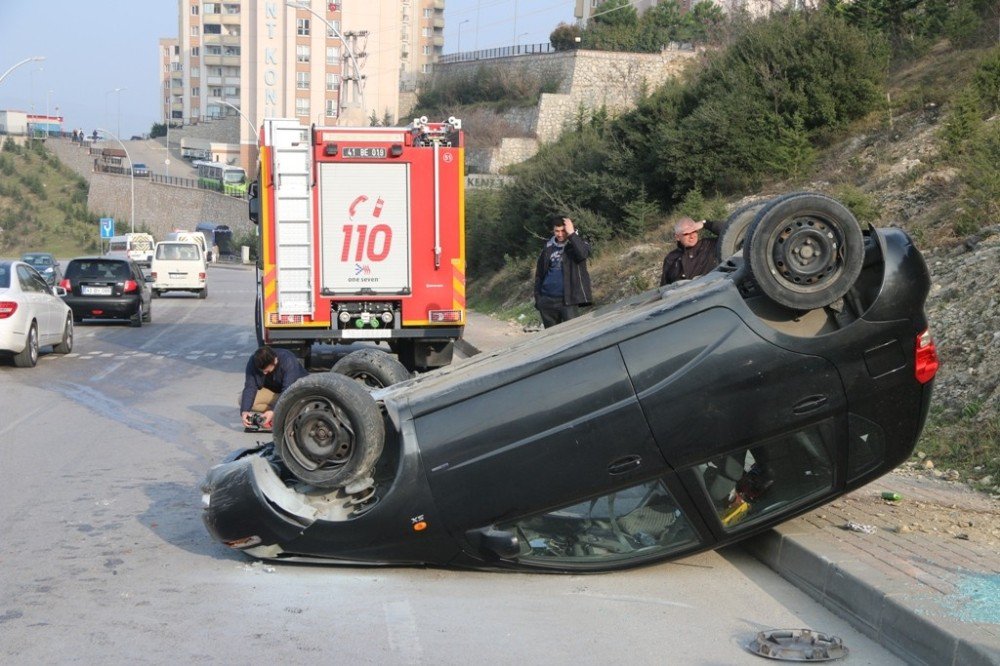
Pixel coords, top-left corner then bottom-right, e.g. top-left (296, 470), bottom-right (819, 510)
top-left (433, 17), bottom-right (444, 29)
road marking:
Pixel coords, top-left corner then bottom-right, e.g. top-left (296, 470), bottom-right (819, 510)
top-left (382, 600), bottom-right (423, 663)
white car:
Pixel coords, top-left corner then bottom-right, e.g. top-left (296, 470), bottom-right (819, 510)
top-left (0, 260), bottom-right (74, 367)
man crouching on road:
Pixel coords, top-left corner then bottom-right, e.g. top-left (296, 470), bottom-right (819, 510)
top-left (239, 345), bottom-right (309, 430)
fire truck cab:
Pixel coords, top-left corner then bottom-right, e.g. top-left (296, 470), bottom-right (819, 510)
top-left (250, 117), bottom-right (466, 371)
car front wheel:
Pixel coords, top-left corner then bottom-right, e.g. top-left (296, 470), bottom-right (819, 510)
top-left (273, 374), bottom-right (385, 489)
top-left (14, 322), bottom-right (39, 367)
top-left (332, 348), bottom-right (411, 389)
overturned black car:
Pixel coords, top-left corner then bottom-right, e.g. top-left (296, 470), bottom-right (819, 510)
top-left (202, 193), bottom-right (939, 572)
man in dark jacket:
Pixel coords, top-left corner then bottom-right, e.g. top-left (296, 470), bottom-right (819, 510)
top-left (239, 346), bottom-right (310, 430)
top-left (534, 215), bottom-right (593, 328)
top-left (660, 217), bottom-right (723, 286)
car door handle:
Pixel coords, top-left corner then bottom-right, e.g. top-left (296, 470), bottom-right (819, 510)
top-left (793, 394), bottom-right (828, 414)
top-left (607, 455), bottom-right (642, 475)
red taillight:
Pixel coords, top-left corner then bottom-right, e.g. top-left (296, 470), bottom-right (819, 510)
top-left (199, 272), bottom-right (206, 280)
top-left (428, 309), bottom-right (463, 323)
top-left (150, 272), bottom-right (157, 281)
top-left (0, 301), bottom-right (17, 319)
top-left (123, 280), bottom-right (138, 293)
top-left (915, 328), bottom-right (939, 384)
top-left (59, 278), bottom-right (71, 290)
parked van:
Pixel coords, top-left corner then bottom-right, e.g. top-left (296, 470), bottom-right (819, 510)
top-left (107, 233), bottom-right (156, 266)
top-left (150, 241), bottom-right (207, 299)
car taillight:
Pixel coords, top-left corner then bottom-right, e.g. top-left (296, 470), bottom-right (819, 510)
top-left (150, 272), bottom-right (157, 281)
top-left (428, 309), bottom-right (463, 323)
top-left (59, 278), bottom-right (72, 290)
top-left (915, 328), bottom-right (939, 384)
top-left (123, 280), bottom-right (138, 293)
top-left (0, 301), bottom-right (17, 319)
top-left (199, 272), bottom-right (206, 280)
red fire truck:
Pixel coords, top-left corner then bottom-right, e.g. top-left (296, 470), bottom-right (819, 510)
top-left (249, 117), bottom-right (466, 371)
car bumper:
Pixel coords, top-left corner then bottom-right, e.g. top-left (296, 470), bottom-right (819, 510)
top-left (64, 295), bottom-right (140, 320)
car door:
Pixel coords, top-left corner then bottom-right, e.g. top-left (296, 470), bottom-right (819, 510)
top-left (16, 265), bottom-right (56, 343)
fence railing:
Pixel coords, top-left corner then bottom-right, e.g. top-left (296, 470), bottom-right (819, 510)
top-left (438, 42), bottom-right (555, 65)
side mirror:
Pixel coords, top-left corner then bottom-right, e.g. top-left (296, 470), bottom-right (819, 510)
top-left (52, 286), bottom-right (68, 297)
top-left (248, 181), bottom-right (260, 225)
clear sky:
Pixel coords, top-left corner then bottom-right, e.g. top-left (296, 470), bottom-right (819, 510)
top-left (0, 1), bottom-right (576, 138)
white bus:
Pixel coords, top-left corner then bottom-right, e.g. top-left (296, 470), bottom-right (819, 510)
top-left (107, 233), bottom-right (156, 266)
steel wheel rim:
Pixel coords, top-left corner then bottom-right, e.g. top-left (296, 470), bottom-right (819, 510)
top-left (282, 397), bottom-right (356, 472)
top-left (768, 217), bottom-right (844, 293)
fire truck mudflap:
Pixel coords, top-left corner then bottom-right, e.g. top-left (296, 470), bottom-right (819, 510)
top-left (251, 117), bottom-right (466, 371)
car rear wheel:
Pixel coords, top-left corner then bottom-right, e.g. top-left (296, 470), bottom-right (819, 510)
top-left (716, 199), bottom-right (771, 263)
top-left (53, 315), bottom-right (73, 354)
top-left (332, 348), bottom-right (411, 389)
top-left (746, 193), bottom-right (864, 311)
top-left (198, 287), bottom-right (208, 299)
top-left (130, 303), bottom-right (143, 328)
top-left (14, 322), bottom-right (39, 367)
top-left (273, 373), bottom-right (385, 489)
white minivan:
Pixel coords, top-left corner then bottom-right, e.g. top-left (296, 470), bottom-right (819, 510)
top-left (150, 241), bottom-right (207, 298)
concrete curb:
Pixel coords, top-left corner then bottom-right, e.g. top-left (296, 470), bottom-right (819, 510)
top-left (746, 528), bottom-right (1000, 666)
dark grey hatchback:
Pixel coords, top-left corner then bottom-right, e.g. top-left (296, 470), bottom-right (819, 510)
top-left (203, 192), bottom-right (939, 572)
top-left (60, 257), bottom-right (152, 327)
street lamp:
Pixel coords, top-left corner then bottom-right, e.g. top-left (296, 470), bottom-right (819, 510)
top-left (219, 100), bottom-right (258, 138)
top-left (285, 1), bottom-right (365, 122)
top-left (457, 19), bottom-right (470, 54)
top-left (105, 87), bottom-right (126, 138)
top-left (0, 55), bottom-right (45, 86)
top-left (97, 128), bottom-right (135, 234)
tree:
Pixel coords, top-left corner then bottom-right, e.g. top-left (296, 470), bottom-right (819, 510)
top-left (550, 22), bottom-right (581, 51)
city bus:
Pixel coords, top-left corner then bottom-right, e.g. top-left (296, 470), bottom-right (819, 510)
top-left (196, 161), bottom-right (248, 197)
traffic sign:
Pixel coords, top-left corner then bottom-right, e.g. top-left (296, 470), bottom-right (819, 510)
top-left (100, 217), bottom-right (115, 239)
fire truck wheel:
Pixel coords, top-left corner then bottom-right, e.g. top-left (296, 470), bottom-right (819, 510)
top-left (273, 373), bottom-right (385, 489)
top-left (715, 199), bottom-right (771, 263)
top-left (332, 349), bottom-right (411, 389)
top-left (746, 192), bottom-right (864, 311)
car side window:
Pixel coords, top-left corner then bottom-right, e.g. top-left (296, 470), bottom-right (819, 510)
top-left (695, 419), bottom-right (836, 531)
top-left (496, 479), bottom-right (700, 567)
top-left (16, 265), bottom-right (46, 293)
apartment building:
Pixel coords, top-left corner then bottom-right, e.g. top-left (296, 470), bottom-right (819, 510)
top-left (163, 0), bottom-right (434, 170)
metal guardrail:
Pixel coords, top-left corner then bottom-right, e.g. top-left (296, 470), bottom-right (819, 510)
top-left (439, 43), bottom-right (555, 65)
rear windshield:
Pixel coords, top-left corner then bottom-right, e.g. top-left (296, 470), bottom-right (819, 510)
top-left (65, 259), bottom-right (130, 280)
top-left (156, 244), bottom-right (201, 260)
top-left (23, 254), bottom-right (54, 267)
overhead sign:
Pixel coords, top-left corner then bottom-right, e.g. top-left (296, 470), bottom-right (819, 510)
top-left (100, 217), bottom-right (115, 239)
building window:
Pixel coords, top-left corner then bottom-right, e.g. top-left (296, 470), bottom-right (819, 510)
top-left (223, 46), bottom-right (240, 56)
top-left (296, 45), bottom-right (310, 63)
top-left (325, 72), bottom-right (340, 91)
top-left (326, 99), bottom-right (339, 118)
top-left (191, 26), bottom-right (199, 36)
top-left (204, 24), bottom-right (222, 35)
top-left (421, 64), bottom-right (432, 74)
top-left (191, 86), bottom-right (200, 97)
top-left (297, 18), bottom-right (310, 36)
top-left (423, 8), bottom-right (432, 18)
top-left (209, 86), bottom-right (222, 97)
top-left (421, 27), bottom-right (429, 37)
top-left (297, 72), bottom-right (310, 90)
top-left (296, 98), bottom-right (310, 117)
top-left (191, 66), bottom-right (200, 78)
top-left (325, 21), bottom-right (341, 38)
top-left (326, 46), bottom-right (341, 65)
top-left (224, 4), bottom-right (240, 14)
top-left (191, 46), bottom-right (200, 56)
top-left (191, 5), bottom-right (199, 15)
top-left (206, 45), bottom-right (222, 55)
top-left (203, 3), bottom-right (221, 14)
top-left (422, 45), bottom-right (431, 55)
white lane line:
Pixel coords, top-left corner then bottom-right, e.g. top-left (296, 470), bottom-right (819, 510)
top-left (382, 600), bottom-right (423, 664)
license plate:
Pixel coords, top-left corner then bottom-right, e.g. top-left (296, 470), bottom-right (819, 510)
top-left (169, 273), bottom-right (186, 278)
top-left (340, 329), bottom-right (392, 339)
top-left (82, 286), bottom-right (112, 296)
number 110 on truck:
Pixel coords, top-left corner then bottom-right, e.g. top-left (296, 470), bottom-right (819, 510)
top-left (249, 117), bottom-right (466, 371)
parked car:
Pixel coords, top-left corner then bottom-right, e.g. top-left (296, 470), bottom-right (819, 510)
top-left (202, 193), bottom-right (939, 572)
top-left (0, 260), bottom-right (73, 367)
top-left (60, 256), bottom-right (152, 327)
top-left (20, 252), bottom-right (63, 286)
top-left (132, 163), bottom-right (150, 177)
top-left (150, 241), bottom-right (208, 298)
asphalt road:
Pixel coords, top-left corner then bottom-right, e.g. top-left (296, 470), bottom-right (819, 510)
top-left (0, 265), bottom-right (904, 664)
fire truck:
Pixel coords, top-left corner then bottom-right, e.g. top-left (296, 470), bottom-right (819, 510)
top-left (249, 117), bottom-right (466, 371)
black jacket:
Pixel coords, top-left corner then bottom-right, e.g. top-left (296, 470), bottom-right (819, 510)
top-left (534, 232), bottom-right (593, 306)
top-left (659, 220), bottom-right (723, 286)
top-left (239, 347), bottom-right (309, 412)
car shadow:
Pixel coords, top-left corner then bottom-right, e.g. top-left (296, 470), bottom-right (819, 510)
top-left (140, 480), bottom-right (243, 561)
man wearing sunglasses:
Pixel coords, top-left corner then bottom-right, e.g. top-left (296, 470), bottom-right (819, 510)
top-left (659, 217), bottom-right (723, 286)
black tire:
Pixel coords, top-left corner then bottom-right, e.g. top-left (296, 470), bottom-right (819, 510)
top-left (273, 373), bottom-right (385, 489)
top-left (152, 289), bottom-right (160, 299)
top-left (13, 322), bottom-right (38, 367)
top-left (332, 348), bottom-right (411, 389)
top-left (715, 199), bottom-right (771, 263)
top-left (143, 302), bottom-right (152, 323)
top-left (198, 286), bottom-right (208, 299)
top-left (745, 193), bottom-right (864, 311)
top-left (53, 315), bottom-right (73, 354)
top-left (130, 303), bottom-right (143, 328)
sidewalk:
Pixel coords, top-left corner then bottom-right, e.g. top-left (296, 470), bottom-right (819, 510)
top-left (461, 309), bottom-right (1000, 666)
